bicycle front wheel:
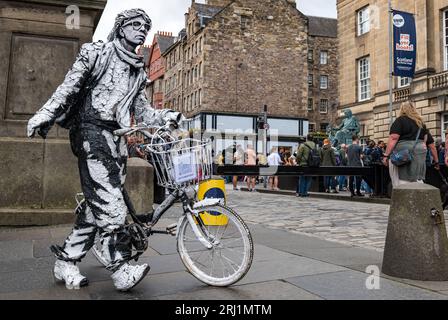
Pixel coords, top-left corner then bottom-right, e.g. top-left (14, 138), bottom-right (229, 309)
top-left (177, 204), bottom-right (253, 287)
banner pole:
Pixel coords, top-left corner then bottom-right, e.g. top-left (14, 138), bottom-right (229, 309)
top-left (388, 0), bottom-right (394, 128)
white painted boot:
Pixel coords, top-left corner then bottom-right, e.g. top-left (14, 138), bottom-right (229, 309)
top-left (54, 259), bottom-right (89, 290)
top-left (111, 263), bottom-right (150, 291)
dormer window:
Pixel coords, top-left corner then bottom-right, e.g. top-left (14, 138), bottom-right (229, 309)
top-left (199, 15), bottom-right (212, 28)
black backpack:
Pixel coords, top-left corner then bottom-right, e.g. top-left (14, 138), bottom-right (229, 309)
top-left (304, 143), bottom-right (321, 168)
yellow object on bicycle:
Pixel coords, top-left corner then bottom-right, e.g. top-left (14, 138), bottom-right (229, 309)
top-left (197, 178), bottom-right (228, 226)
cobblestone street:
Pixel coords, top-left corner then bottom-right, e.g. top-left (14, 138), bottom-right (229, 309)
top-left (224, 187), bottom-right (407, 252)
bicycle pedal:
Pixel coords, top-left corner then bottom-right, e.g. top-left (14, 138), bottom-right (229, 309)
top-left (166, 223), bottom-right (177, 236)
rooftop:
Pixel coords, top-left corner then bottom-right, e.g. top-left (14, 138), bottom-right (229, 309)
top-left (156, 34), bottom-right (176, 54)
top-left (307, 16), bottom-right (338, 38)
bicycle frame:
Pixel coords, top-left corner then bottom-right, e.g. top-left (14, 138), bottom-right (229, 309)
top-left (127, 183), bottom-right (221, 251)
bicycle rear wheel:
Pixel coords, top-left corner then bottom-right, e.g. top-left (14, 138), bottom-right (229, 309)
top-left (177, 204), bottom-right (253, 287)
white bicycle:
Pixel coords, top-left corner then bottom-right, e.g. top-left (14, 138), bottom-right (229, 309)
top-left (84, 124), bottom-right (254, 286)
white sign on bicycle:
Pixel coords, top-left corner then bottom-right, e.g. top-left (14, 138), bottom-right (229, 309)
top-left (172, 152), bottom-right (197, 184)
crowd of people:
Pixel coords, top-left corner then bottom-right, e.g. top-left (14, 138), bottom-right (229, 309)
top-left (216, 137), bottom-right (388, 196)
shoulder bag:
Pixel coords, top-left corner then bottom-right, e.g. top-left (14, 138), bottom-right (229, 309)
top-left (390, 127), bottom-right (422, 167)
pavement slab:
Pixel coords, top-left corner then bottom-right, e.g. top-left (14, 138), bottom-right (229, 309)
top-left (156, 280), bottom-right (322, 300)
top-left (285, 270), bottom-right (448, 300)
top-left (0, 240), bottom-right (33, 260)
top-left (0, 228), bottom-right (51, 241)
top-left (0, 268), bottom-right (56, 294)
top-left (0, 286), bottom-right (91, 300)
top-left (237, 255), bottom-right (347, 285)
top-left (0, 256), bottom-right (54, 274)
top-left (289, 246), bottom-right (383, 268)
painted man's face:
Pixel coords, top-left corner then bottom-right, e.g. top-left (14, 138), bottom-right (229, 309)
top-left (120, 16), bottom-right (150, 46)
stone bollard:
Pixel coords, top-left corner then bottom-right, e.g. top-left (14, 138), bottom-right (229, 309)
top-left (124, 158), bottom-right (154, 214)
top-left (382, 182), bottom-right (448, 280)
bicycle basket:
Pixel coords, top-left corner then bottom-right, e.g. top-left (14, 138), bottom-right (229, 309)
top-left (147, 138), bottom-right (213, 189)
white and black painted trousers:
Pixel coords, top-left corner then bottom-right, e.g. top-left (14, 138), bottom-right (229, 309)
top-left (55, 123), bottom-right (132, 271)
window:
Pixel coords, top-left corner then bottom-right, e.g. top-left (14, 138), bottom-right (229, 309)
top-left (216, 115), bottom-right (254, 133)
top-left (358, 57), bottom-right (371, 101)
top-left (200, 15), bottom-right (212, 28)
top-left (398, 77), bottom-right (411, 88)
top-left (444, 9), bottom-right (448, 70)
top-left (308, 74), bottom-right (314, 87)
top-left (308, 123), bottom-right (316, 132)
top-left (319, 99), bottom-right (328, 114)
top-left (320, 51), bottom-right (328, 65)
top-left (267, 118), bottom-right (300, 136)
top-left (240, 15), bottom-right (250, 30)
top-left (441, 113), bottom-right (448, 141)
top-left (307, 98), bottom-right (313, 111)
top-left (199, 89), bottom-right (202, 105)
top-left (320, 123), bottom-right (329, 132)
top-left (199, 62), bottom-right (202, 77)
top-left (320, 75), bottom-right (328, 89)
top-left (308, 50), bottom-right (314, 62)
top-left (357, 6), bottom-right (370, 36)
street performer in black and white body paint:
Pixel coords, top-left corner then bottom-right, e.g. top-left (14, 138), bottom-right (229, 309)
top-left (27, 9), bottom-right (183, 291)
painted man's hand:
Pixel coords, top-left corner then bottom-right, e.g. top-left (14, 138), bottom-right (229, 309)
top-left (27, 113), bottom-right (53, 139)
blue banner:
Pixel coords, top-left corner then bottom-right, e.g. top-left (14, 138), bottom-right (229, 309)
top-left (392, 10), bottom-right (417, 78)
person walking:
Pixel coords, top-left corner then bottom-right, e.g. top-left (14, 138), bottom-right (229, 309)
top-left (320, 139), bottom-right (337, 193)
top-left (267, 147), bottom-right (283, 190)
top-left (245, 144), bottom-right (257, 192)
top-left (296, 134), bottom-right (318, 197)
top-left (348, 135), bottom-right (364, 197)
top-left (26, 9), bottom-right (184, 291)
top-left (233, 144), bottom-right (245, 190)
top-left (382, 101), bottom-right (430, 188)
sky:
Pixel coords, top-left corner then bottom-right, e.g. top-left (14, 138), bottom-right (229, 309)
top-left (93, 0), bottom-right (337, 45)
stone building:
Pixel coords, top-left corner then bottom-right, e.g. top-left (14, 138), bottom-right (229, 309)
top-left (307, 16), bottom-right (339, 133)
top-left (338, 0), bottom-right (448, 142)
top-left (145, 31), bottom-right (176, 109)
top-left (160, 0), bottom-right (338, 154)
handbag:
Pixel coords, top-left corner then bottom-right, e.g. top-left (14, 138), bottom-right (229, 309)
top-left (390, 127), bottom-right (422, 167)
